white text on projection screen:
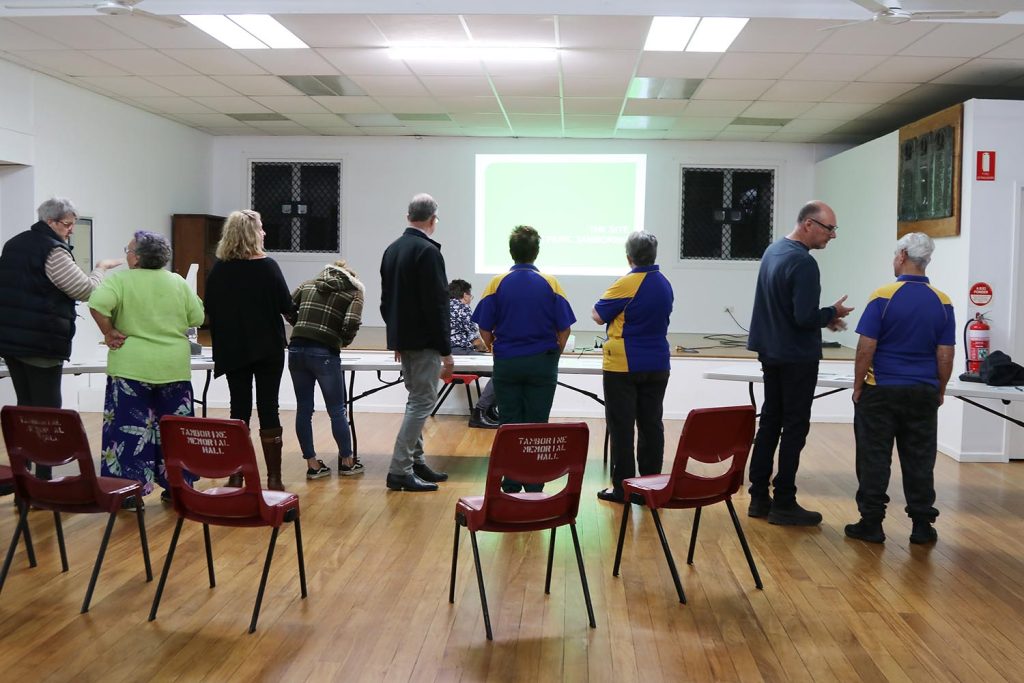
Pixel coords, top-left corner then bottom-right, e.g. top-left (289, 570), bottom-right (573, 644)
top-left (475, 154), bottom-right (647, 276)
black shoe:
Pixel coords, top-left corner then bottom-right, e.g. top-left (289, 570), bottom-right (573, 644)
top-left (597, 487), bottom-right (625, 503)
top-left (121, 496), bottom-right (143, 510)
top-left (160, 490), bottom-right (172, 503)
top-left (768, 501), bottom-right (822, 526)
top-left (844, 519), bottom-right (885, 543)
top-left (748, 495), bottom-right (772, 518)
top-left (485, 406), bottom-right (499, 422)
top-left (386, 472), bottom-right (438, 492)
top-left (910, 520), bottom-right (938, 545)
top-left (468, 407), bottom-right (499, 429)
top-left (412, 462), bottom-right (449, 483)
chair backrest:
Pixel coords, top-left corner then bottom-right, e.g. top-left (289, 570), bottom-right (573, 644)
top-left (480, 422), bottom-right (589, 527)
top-left (668, 406), bottom-right (756, 501)
top-left (0, 405), bottom-right (100, 506)
top-left (159, 415), bottom-right (269, 521)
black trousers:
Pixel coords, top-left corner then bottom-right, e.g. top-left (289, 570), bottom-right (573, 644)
top-left (748, 360), bottom-right (818, 505)
top-left (603, 370), bottom-right (670, 495)
top-left (854, 383), bottom-right (940, 523)
top-left (224, 351), bottom-right (285, 430)
top-left (3, 356), bottom-right (62, 480)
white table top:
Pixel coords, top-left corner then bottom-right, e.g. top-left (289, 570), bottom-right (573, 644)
top-left (337, 351), bottom-right (604, 375)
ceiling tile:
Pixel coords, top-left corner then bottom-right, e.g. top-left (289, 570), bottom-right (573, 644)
top-left (211, 75), bottom-right (303, 96)
top-left (502, 97), bottom-right (561, 114)
top-left (932, 59), bottom-right (1024, 86)
top-left (276, 15), bottom-right (388, 48)
top-left (768, 131), bottom-right (822, 143)
top-left (491, 74), bottom-right (560, 97)
top-left (787, 54), bottom-right (885, 81)
top-left (710, 53), bottom-right (803, 80)
top-left (160, 49), bottom-right (266, 75)
top-left (348, 75), bottom-right (429, 97)
top-left (419, 75), bottom-right (493, 97)
top-left (563, 114), bottom-right (616, 130)
top-left (730, 19), bottom-right (834, 53)
top-left (692, 80), bottom-right (773, 101)
top-left (984, 34), bottom-right (1024, 59)
top-left (717, 127), bottom-right (774, 141)
top-left (798, 102), bottom-right (879, 120)
top-left (402, 57), bottom-right (487, 77)
top-left (622, 99), bottom-right (688, 116)
top-left (671, 117), bottom-right (733, 132)
top-left (74, 75), bottom-right (176, 97)
top-left (173, 113), bottom-right (251, 127)
top-left (557, 16), bottom-right (651, 49)
top-left (742, 101), bottom-right (815, 118)
top-left (636, 52), bottom-right (721, 79)
top-left (811, 22), bottom-right (937, 56)
top-left (561, 76), bottom-right (630, 97)
top-left (95, 16), bottom-right (222, 50)
top-left (7, 50), bottom-right (126, 76)
top-left (435, 96), bottom-right (503, 113)
top-left (247, 120), bottom-right (315, 134)
top-left (130, 97), bottom-right (214, 114)
top-left (463, 15), bottom-right (556, 45)
top-left (0, 19), bottom-right (67, 50)
top-left (286, 113), bottom-right (353, 127)
top-left (373, 96), bottom-right (446, 113)
top-left (760, 80), bottom-right (845, 101)
top-left (858, 56), bottom-right (966, 83)
top-left (190, 97), bottom-right (273, 114)
top-left (563, 98), bottom-right (623, 115)
top-left (85, 50), bottom-right (196, 76)
top-left (900, 24), bottom-right (1024, 59)
top-left (312, 96), bottom-right (385, 113)
top-left (237, 49), bottom-right (339, 76)
top-left (888, 83), bottom-right (976, 108)
top-left (369, 14), bottom-right (468, 44)
top-left (319, 48), bottom-right (411, 76)
top-left (826, 81), bottom-right (917, 104)
top-left (780, 118), bottom-right (842, 134)
top-left (664, 129), bottom-right (717, 140)
top-left (683, 100), bottom-right (751, 117)
top-left (449, 113), bottom-right (508, 127)
top-left (146, 75), bottom-right (240, 97)
top-left (252, 96), bottom-right (330, 114)
top-left (507, 113), bottom-right (562, 131)
top-left (9, 17), bottom-right (144, 49)
top-left (560, 49), bottom-right (638, 79)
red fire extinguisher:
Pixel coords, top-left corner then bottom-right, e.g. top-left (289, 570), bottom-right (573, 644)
top-left (967, 313), bottom-right (990, 374)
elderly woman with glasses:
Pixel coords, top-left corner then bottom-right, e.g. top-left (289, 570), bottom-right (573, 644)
top-left (88, 231), bottom-right (204, 505)
top-left (0, 197), bottom-right (122, 479)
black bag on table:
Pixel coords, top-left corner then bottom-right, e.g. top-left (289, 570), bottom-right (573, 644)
top-left (980, 350), bottom-right (1024, 386)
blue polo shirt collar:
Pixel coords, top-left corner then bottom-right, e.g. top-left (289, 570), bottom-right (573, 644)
top-left (897, 274), bottom-right (929, 284)
top-left (630, 264), bottom-right (660, 274)
top-left (510, 263), bottom-right (539, 272)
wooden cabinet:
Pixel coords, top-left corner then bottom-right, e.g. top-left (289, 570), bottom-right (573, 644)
top-left (171, 213), bottom-right (224, 301)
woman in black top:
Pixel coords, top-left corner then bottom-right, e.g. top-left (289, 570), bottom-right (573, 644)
top-left (205, 209), bottom-right (294, 490)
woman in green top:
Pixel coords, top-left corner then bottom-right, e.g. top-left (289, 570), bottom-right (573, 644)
top-left (88, 231), bottom-right (205, 504)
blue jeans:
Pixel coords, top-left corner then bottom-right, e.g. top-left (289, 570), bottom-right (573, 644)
top-left (288, 343), bottom-right (353, 461)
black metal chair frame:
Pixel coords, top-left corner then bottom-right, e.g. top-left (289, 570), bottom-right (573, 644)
top-left (431, 376), bottom-right (482, 417)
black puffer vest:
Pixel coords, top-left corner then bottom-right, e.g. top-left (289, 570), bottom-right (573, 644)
top-left (0, 221), bottom-right (77, 360)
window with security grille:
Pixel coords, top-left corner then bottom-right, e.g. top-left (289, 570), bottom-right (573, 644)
top-left (679, 167), bottom-right (774, 261)
top-left (249, 161), bottom-right (341, 252)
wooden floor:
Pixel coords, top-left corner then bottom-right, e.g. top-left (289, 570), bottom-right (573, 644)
top-left (1, 411), bottom-right (1023, 682)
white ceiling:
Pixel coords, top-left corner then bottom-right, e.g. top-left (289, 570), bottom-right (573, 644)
top-left (3, 0), bottom-right (1024, 142)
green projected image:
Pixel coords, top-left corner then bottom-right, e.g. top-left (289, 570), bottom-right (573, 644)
top-left (475, 154), bottom-right (647, 276)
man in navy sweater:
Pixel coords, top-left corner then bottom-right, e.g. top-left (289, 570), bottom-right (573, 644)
top-left (746, 200), bottom-right (854, 525)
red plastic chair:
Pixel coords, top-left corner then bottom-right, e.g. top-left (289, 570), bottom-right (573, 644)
top-left (613, 406), bottom-right (762, 603)
top-left (431, 373), bottom-right (481, 416)
top-left (0, 406), bottom-right (152, 612)
top-left (152, 415), bottom-right (307, 633)
top-left (449, 422), bottom-right (596, 640)
top-left (0, 462), bottom-right (35, 573)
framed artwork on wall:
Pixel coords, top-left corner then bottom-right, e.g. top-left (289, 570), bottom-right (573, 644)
top-left (897, 102), bottom-right (963, 238)
top-left (69, 217), bottom-right (92, 272)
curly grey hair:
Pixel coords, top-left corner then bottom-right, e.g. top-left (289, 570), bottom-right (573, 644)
top-left (37, 197), bottom-right (77, 223)
top-left (133, 230), bottom-right (172, 269)
top-left (895, 232), bottom-right (934, 269)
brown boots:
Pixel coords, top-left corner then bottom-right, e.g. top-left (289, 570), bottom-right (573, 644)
top-left (259, 426), bottom-right (285, 491)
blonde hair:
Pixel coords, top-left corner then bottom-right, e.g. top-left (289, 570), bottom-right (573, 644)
top-left (216, 209), bottom-right (263, 261)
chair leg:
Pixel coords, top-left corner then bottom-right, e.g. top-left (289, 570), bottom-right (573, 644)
top-left (687, 507), bottom-right (702, 565)
top-left (0, 502), bottom-right (31, 592)
top-left (135, 504), bottom-right (152, 581)
top-left (249, 527), bottom-right (280, 634)
top-left (569, 523), bottom-right (597, 629)
top-left (449, 521), bottom-right (460, 604)
top-left (726, 498), bottom-right (763, 590)
top-left (430, 383), bottom-right (456, 417)
top-left (463, 381), bottom-right (474, 411)
top-left (544, 527), bottom-right (556, 595)
top-left (54, 511), bottom-right (68, 572)
top-left (19, 501), bottom-right (36, 567)
top-left (202, 523), bottom-right (215, 588)
top-left (81, 512), bottom-right (117, 613)
top-left (469, 530), bottom-right (492, 641)
top-left (149, 516), bottom-right (184, 622)
top-left (650, 508), bottom-right (686, 604)
top-left (293, 517), bottom-right (307, 599)
top-left (612, 500), bottom-right (630, 576)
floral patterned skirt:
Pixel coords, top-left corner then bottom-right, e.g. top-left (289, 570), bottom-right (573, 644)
top-left (100, 376), bottom-right (196, 495)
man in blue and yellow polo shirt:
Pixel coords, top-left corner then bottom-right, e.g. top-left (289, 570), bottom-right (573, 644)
top-left (473, 225), bottom-right (575, 493)
top-left (592, 231), bottom-right (674, 503)
top-left (847, 232), bottom-right (955, 546)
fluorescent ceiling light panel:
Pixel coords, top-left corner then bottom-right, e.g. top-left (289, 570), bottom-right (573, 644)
top-left (388, 46), bottom-right (556, 62)
top-left (628, 77), bottom-right (701, 100)
top-left (228, 15), bottom-right (308, 49)
top-left (644, 17), bottom-right (699, 52)
top-left (182, 15), bottom-right (267, 49)
top-left (686, 18), bottom-right (749, 52)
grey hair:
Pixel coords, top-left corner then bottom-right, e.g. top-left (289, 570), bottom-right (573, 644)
top-left (626, 231), bottom-right (658, 266)
top-left (133, 230), bottom-right (172, 269)
top-left (37, 197), bottom-right (77, 223)
top-left (407, 193), bottom-right (438, 222)
top-left (895, 232), bottom-right (934, 269)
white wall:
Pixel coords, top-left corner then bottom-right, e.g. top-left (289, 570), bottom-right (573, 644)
top-left (211, 135), bottom-right (838, 334)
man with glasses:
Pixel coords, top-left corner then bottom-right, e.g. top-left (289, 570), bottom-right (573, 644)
top-left (0, 197), bottom-right (122, 480)
top-left (746, 200), bottom-right (854, 525)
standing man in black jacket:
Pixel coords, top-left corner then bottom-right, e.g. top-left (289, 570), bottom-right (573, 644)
top-left (746, 200), bottom-right (854, 525)
top-left (380, 193), bottom-right (454, 492)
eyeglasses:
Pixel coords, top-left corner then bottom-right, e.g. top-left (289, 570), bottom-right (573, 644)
top-left (56, 219), bottom-right (75, 228)
top-left (808, 217), bottom-right (837, 234)
top-left (123, 246), bottom-right (135, 254)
